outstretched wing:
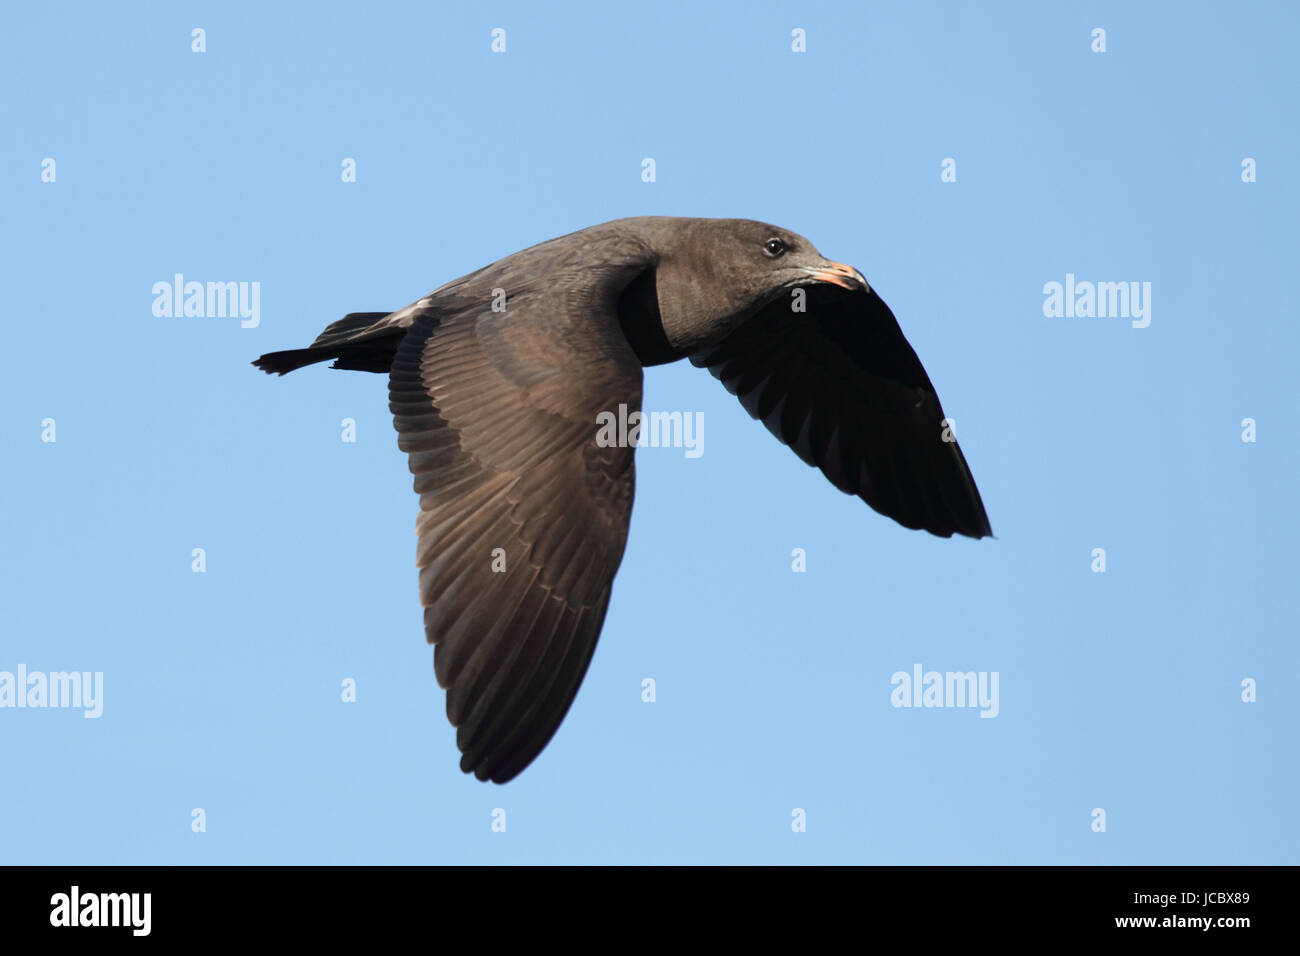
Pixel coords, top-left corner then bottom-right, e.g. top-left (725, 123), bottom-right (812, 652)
top-left (691, 283), bottom-right (992, 539)
top-left (390, 242), bottom-right (650, 783)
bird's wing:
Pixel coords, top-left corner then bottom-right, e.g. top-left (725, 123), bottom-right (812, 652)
top-left (690, 283), bottom-right (992, 539)
top-left (390, 239), bottom-right (650, 783)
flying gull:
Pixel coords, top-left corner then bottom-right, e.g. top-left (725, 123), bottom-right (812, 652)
top-left (254, 216), bottom-right (992, 782)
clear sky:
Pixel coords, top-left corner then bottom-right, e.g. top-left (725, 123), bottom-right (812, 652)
top-left (3, 1), bottom-right (1296, 864)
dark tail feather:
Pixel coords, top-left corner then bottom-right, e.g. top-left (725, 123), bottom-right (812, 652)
top-left (253, 347), bottom-right (334, 375)
top-left (253, 311), bottom-right (404, 376)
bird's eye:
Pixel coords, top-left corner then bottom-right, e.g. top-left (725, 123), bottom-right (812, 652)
top-left (763, 237), bottom-right (786, 258)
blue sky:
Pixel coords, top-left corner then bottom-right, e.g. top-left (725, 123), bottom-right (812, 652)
top-left (2, 1), bottom-right (1296, 864)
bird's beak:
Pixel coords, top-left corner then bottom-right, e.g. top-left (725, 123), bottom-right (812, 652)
top-left (802, 261), bottom-right (869, 293)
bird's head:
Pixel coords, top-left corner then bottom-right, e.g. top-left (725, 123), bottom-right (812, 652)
top-left (638, 217), bottom-right (868, 355)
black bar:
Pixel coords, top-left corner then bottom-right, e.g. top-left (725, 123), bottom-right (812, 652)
top-left (0, 865), bottom-right (1282, 941)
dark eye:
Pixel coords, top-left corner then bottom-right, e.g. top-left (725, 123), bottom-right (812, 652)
top-left (763, 237), bottom-right (786, 258)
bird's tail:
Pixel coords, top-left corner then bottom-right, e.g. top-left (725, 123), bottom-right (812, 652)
top-left (253, 311), bottom-right (402, 375)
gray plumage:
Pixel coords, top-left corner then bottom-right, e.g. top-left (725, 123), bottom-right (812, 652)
top-left (254, 216), bottom-right (992, 782)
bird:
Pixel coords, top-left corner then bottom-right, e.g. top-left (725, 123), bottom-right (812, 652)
top-left (254, 216), bottom-right (992, 783)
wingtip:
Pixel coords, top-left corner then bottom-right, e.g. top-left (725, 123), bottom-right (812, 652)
top-left (461, 754), bottom-right (515, 785)
top-left (961, 519), bottom-right (995, 541)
